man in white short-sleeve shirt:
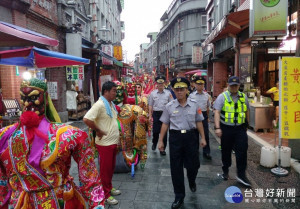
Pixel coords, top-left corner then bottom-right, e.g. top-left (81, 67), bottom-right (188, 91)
top-left (84, 81), bottom-right (121, 205)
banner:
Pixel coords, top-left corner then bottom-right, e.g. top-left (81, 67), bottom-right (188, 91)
top-left (279, 57), bottom-right (300, 139)
top-left (192, 45), bottom-right (203, 64)
top-left (113, 45), bottom-right (123, 61)
top-left (169, 58), bottom-right (175, 69)
top-left (102, 44), bottom-right (113, 65)
top-left (250, 0), bottom-right (288, 37)
top-left (66, 66), bottom-right (84, 81)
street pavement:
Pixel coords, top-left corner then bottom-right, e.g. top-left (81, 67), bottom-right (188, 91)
top-left (69, 121), bottom-right (299, 209)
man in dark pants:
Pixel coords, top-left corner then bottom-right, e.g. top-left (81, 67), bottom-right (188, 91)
top-left (214, 76), bottom-right (251, 187)
top-left (189, 76), bottom-right (212, 159)
top-left (148, 75), bottom-right (173, 155)
top-left (158, 77), bottom-right (206, 209)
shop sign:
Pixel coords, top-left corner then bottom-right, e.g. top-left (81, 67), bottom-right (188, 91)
top-left (250, 0), bottom-right (288, 37)
top-left (47, 81), bottom-right (58, 100)
top-left (192, 46), bottom-right (203, 64)
top-left (279, 57), bottom-right (300, 139)
top-left (169, 58), bottom-right (175, 69)
top-left (239, 54), bottom-right (251, 83)
top-left (113, 46), bottom-right (123, 61)
top-left (66, 66), bottom-right (84, 81)
top-left (102, 45), bottom-right (113, 65)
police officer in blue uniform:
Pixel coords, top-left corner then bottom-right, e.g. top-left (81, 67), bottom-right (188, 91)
top-left (158, 77), bottom-right (206, 209)
top-left (214, 76), bottom-right (251, 187)
top-left (189, 76), bottom-right (212, 159)
top-left (148, 75), bottom-right (173, 155)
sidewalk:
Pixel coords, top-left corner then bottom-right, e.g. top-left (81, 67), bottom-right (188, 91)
top-left (69, 120), bottom-right (299, 208)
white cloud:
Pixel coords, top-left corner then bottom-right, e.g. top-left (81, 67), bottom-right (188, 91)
top-left (121, 0), bottom-right (173, 62)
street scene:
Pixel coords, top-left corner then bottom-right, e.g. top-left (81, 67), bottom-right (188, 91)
top-left (0, 0), bottom-right (300, 209)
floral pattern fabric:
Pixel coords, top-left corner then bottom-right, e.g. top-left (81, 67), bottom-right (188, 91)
top-left (0, 123), bottom-right (105, 209)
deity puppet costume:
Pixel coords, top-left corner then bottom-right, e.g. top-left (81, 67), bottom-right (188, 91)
top-left (115, 105), bottom-right (150, 173)
top-left (0, 78), bottom-right (105, 209)
top-left (113, 80), bottom-right (126, 107)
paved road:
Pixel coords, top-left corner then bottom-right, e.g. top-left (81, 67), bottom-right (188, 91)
top-left (69, 121), bottom-right (299, 209)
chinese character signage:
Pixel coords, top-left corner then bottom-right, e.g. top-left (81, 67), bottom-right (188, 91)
top-left (279, 57), bottom-right (300, 139)
top-left (47, 82), bottom-right (58, 100)
top-left (102, 44), bottom-right (113, 65)
top-left (192, 46), bottom-right (203, 64)
top-left (66, 66), bottom-right (84, 81)
top-left (250, 0), bottom-right (288, 37)
top-left (113, 46), bottom-right (123, 61)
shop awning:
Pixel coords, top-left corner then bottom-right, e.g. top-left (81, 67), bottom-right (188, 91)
top-left (0, 21), bottom-right (59, 47)
top-left (0, 47), bottom-right (89, 68)
top-left (99, 50), bottom-right (123, 67)
top-left (203, 9), bottom-right (249, 46)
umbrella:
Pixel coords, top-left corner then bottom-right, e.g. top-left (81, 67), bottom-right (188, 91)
top-left (184, 69), bottom-right (207, 76)
top-left (0, 47), bottom-right (90, 68)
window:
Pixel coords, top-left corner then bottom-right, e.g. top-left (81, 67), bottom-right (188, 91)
top-left (201, 15), bottom-right (207, 27)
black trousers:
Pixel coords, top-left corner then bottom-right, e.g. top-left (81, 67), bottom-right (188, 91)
top-left (199, 112), bottom-right (210, 154)
top-left (152, 111), bottom-right (167, 149)
top-left (221, 124), bottom-right (248, 177)
top-left (169, 130), bottom-right (200, 200)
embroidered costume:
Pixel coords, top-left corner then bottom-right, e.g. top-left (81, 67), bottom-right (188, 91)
top-left (0, 78), bottom-right (104, 209)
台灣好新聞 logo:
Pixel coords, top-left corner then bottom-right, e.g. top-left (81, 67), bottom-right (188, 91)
top-left (260, 0), bottom-right (280, 7)
top-left (225, 186), bottom-right (243, 203)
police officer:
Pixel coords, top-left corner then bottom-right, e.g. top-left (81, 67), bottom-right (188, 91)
top-left (214, 76), bottom-right (251, 187)
top-left (148, 75), bottom-right (173, 155)
top-left (188, 73), bottom-right (197, 94)
top-left (189, 76), bottom-right (212, 160)
top-left (158, 77), bottom-right (206, 209)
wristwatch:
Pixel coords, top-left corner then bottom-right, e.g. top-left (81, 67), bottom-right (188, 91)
top-left (214, 126), bottom-right (220, 130)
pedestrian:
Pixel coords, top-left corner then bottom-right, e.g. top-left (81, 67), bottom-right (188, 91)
top-left (83, 81), bottom-right (121, 205)
top-left (0, 78), bottom-right (105, 208)
top-left (189, 76), bottom-right (212, 160)
top-left (266, 80), bottom-right (279, 126)
top-left (214, 76), bottom-right (251, 187)
top-left (158, 77), bottom-right (206, 209)
top-left (148, 75), bottom-right (173, 155)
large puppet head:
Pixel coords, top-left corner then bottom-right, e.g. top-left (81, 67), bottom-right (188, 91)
top-left (20, 78), bottom-right (47, 116)
top-left (113, 80), bottom-right (125, 105)
top-left (135, 83), bottom-right (142, 96)
top-left (126, 82), bottom-right (136, 97)
top-left (20, 78), bottom-right (61, 123)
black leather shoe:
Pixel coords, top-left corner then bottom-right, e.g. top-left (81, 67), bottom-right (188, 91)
top-left (171, 198), bottom-right (184, 209)
top-left (160, 151), bottom-right (166, 156)
top-left (189, 182), bottom-right (196, 192)
top-left (152, 144), bottom-right (156, 151)
top-left (218, 173), bottom-right (228, 181)
top-left (203, 153), bottom-right (212, 160)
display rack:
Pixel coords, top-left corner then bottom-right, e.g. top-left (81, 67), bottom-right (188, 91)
top-left (68, 92), bottom-right (90, 120)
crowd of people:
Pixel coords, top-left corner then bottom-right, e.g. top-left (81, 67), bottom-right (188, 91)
top-left (0, 73), bottom-right (251, 209)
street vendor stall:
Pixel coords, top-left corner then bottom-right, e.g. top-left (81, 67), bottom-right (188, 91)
top-left (0, 46), bottom-right (90, 123)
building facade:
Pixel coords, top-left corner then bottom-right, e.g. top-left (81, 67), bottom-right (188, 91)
top-left (156, 0), bottom-right (207, 79)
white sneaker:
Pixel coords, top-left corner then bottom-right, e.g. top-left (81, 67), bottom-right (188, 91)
top-left (105, 196), bottom-right (118, 205)
top-left (111, 188), bottom-right (121, 196)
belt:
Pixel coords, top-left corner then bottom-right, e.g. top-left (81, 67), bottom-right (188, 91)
top-left (153, 110), bottom-right (163, 113)
top-left (169, 129), bottom-right (197, 134)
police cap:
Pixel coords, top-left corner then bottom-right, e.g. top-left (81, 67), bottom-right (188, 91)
top-left (155, 75), bottom-right (166, 84)
top-left (171, 77), bottom-right (190, 89)
top-left (228, 76), bottom-right (240, 86)
top-left (194, 76), bottom-right (206, 84)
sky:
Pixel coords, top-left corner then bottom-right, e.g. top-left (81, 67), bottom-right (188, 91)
top-left (121, 0), bottom-right (173, 62)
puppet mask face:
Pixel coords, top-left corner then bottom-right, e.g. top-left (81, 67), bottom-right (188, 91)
top-left (126, 83), bottom-right (136, 97)
top-left (136, 85), bottom-right (142, 96)
top-left (20, 87), bottom-right (45, 116)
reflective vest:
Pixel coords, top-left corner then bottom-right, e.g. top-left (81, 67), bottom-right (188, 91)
top-left (221, 91), bottom-right (247, 126)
